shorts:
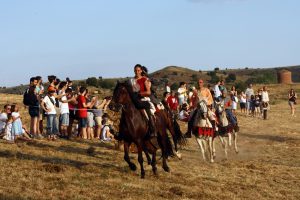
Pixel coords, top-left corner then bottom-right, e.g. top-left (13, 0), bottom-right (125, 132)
top-left (78, 118), bottom-right (87, 128)
top-left (240, 102), bottom-right (246, 109)
top-left (289, 101), bottom-right (295, 106)
top-left (29, 106), bottom-right (39, 117)
top-left (95, 116), bottom-right (102, 126)
top-left (60, 113), bottom-right (69, 126)
top-left (87, 112), bottom-right (94, 127)
top-left (69, 110), bottom-right (77, 120)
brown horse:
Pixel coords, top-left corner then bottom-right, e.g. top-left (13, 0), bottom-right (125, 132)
top-left (110, 81), bottom-right (183, 178)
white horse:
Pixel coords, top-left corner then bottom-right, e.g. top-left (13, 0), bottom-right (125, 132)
top-left (214, 104), bottom-right (239, 158)
top-left (192, 100), bottom-right (215, 163)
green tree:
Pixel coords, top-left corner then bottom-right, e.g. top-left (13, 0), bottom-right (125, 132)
top-left (170, 82), bottom-right (179, 91)
top-left (225, 73), bottom-right (236, 82)
top-left (98, 79), bottom-right (116, 89)
top-left (86, 77), bottom-right (98, 87)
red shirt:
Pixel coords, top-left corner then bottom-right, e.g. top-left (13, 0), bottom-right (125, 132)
top-left (136, 77), bottom-right (147, 93)
top-left (167, 95), bottom-right (179, 111)
top-left (77, 95), bottom-right (87, 118)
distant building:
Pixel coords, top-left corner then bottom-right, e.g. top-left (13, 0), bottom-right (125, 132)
top-left (277, 70), bottom-right (292, 84)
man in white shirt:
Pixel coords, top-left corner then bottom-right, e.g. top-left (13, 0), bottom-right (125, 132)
top-left (41, 88), bottom-right (59, 139)
top-left (214, 81), bottom-right (222, 101)
top-left (245, 84), bottom-right (254, 115)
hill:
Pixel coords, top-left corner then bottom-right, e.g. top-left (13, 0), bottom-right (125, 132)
top-left (0, 65), bottom-right (299, 95)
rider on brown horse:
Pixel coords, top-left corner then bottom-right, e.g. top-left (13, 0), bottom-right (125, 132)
top-left (129, 64), bottom-right (157, 138)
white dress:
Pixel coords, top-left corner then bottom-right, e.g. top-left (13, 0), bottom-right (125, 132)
top-left (12, 112), bottom-right (23, 136)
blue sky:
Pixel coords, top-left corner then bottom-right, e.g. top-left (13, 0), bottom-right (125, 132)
top-left (0, 0), bottom-right (299, 86)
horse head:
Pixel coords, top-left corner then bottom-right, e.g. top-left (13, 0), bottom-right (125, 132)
top-left (109, 81), bottom-right (131, 112)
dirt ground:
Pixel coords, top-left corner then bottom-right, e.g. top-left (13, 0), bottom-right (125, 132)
top-left (0, 92), bottom-right (299, 200)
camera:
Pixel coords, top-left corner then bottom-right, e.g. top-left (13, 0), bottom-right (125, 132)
top-left (105, 96), bottom-right (112, 100)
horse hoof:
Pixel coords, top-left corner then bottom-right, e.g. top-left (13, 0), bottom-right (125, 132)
top-left (210, 159), bottom-right (214, 163)
top-left (129, 163), bottom-right (137, 171)
top-left (141, 174), bottom-right (145, 179)
top-left (163, 166), bottom-right (170, 172)
top-left (152, 168), bottom-right (158, 176)
top-left (235, 150), bottom-right (239, 154)
top-left (175, 151), bottom-right (182, 160)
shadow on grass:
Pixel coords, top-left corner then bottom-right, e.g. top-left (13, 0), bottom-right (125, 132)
top-left (25, 140), bottom-right (117, 160)
top-left (242, 133), bottom-right (299, 142)
top-left (0, 149), bottom-right (123, 171)
top-left (0, 193), bottom-right (33, 200)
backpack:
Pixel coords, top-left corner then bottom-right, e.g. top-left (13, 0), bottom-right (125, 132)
top-left (23, 88), bottom-right (32, 106)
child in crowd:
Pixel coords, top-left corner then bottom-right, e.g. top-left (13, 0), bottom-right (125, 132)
top-left (179, 103), bottom-right (190, 122)
top-left (11, 104), bottom-right (24, 138)
top-left (254, 92), bottom-right (261, 117)
top-left (92, 97), bottom-right (111, 139)
top-left (101, 114), bottom-right (114, 142)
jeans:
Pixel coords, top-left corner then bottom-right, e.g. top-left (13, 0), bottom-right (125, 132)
top-left (47, 114), bottom-right (58, 135)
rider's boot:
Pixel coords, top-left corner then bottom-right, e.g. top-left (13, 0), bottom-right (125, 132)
top-left (184, 110), bottom-right (197, 138)
top-left (146, 109), bottom-right (157, 138)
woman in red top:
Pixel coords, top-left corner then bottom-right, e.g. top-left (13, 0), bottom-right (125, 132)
top-left (132, 64), bottom-right (156, 137)
top-left (77, 87), bottom-right (96, 139)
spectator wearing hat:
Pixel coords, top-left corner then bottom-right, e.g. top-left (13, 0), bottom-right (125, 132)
top-left (41, 87), bottom-right (59, 140)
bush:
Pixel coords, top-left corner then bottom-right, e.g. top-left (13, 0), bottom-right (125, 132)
top-left (214, 67), bottom-right (220, 71)
top-left (245, 72), bottom-right (277, 85)
top-left (191, 74), bottom-right (198, 82)
top-left (235, 81), bottom-right (247, 93)
top-left (170, 82), bottom-right (179, 91)
top-left (98, 79), bottom-right (116, 89)
top-left (86, 77), bottom-right (98, 87)
top-left (225, 73), bottom-right (236, 83)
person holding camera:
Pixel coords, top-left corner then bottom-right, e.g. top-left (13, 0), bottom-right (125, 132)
top-left (288, 89), bottom-right (297, 117)
top-left (92, 96), bottom-right (111, 139)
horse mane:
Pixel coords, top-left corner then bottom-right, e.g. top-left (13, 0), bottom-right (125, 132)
top-left (117, 81), bottom-right (150, 110)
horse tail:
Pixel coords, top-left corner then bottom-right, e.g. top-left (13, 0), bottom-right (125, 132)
top-left (173, 118), bottom-right (187, 146)
top-left (157, 131), bottom-right (174, 158)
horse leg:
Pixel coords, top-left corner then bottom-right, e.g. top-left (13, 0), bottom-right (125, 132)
top-left (196, 138), bottom-right (206, 161)
top-left (151, 151), bottom-right (158, 175)
top-left (124, 142), bottom-right (136, 171)
top-left (137, 145), bottom-right (145, 179)
top-left (144, 151), bottom-right (152, 165)
top-left (162, 156), bottom-right (170, 172)
top-left (208, 136), bottom-right (214, 163)
top-left (223, 137), bottom-right (228, 159)
top-left (212, 137), bottom-right (216, 159)
top-left (233, 131), bottom-right (239, 154)
top-left (228, 132), bottom-right (232, 147)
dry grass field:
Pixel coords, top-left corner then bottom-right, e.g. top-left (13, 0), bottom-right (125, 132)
top-left (0, 84), bottom-right (299, 200)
